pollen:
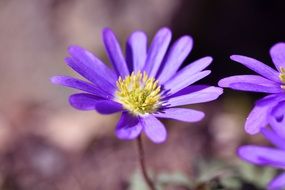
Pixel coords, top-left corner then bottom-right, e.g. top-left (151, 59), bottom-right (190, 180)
top-left (279, 67), bottom-right (285, 89)
top-left (115, 71), bottom-right (161, 115)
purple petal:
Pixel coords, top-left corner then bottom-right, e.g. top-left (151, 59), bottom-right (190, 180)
top-left (229, 82), bottom-right (283, 93)
top-left (256, 93), bottom-right (285, 105)
top-left (238, 145), bottom-right (285, 168)
top-left (219, 75), bottom-right (280, 88)
top-left (166, 86), bottom-right (223, 107)
top-left (269, 100), bottom-right (285, 139)
top-left (65, 57), bottom-right (116, 95)
top-left (126, 31), bottom-right (147, 72)
top-left (69, 93), bottom-right (101, 110)
top-left (116, 112), bottom-right (142, 140)
top-left (230, 55), bottom-right (280, 83)
top-left (154, 108), bottom-right (204, 122)
top-left (168, 85), bottom-right (210, 97)
top-left (143, 27), bottom-right (172, 77)
top-left (94, 100), bottom-right (123, 114)
top-left (69, 93), bottom-right (122, 114)
top-left (141, 115), bottom-right (167, 143)
top-left (67, 45), bottom-right (117, 85)
top-left (261, 128), bottom-right (285, 150)
top-left (50, 76), bottom-right (112, 99)
top-left (164, 70), bottom-right (211, 95)
top-left (245, 95), bottom-right (277, 134)
top-left (157, 36), bottom-right (193, 83)
top-left (270, 43), bottom-right (285, 71)
top-left (102, 28), bottom-right (129, 77)
top-left (161, 56), bottom-right (212, 84)
top-left (268, 172), bottom-right (285, 190)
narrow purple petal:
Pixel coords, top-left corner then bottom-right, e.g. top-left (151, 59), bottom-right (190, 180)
top-left (261, 128), bottom-right (285, 150)
top-left (67, 45), bottom-right (117, 85)
top-left (238, 145), bottom-right (285, 168)
top-left (65, 57), bottom-right (116, 95)
top-left (69, 93), bottom-right (122, 114)
top-left (270, 43), bottom-right (285, 71)
top-left (154, 108), bottom-right (204, 122)
top-left (245, 95), bottom-right (277, 134)
top-left (69, 93), bottom-right (101, 110)
top-left (168, 85), bottom-right (210, 98)
top-left (102, 28), bottom-right (129, 77)
top-left (163, 70), bottom-right (211, 95)
top-left (166, 86), bottom-right (223, 107)
top-left (143, 28), bottom-right (172, 77)
top-left (116, 112), bottom-right (142, 140)
top-left (141, 115), bottom-right (167, 143)
top-left (256, 93), bottom-right (285, 105)
top-left (230, 55), bottom-right (280, 83)
top-left (218, 75), bottom-right (280, 88)
top-left (94, 100), bottom-right (123, 114)
top-left (160, 56), bottom-right (212, 85)
top-left (126, 31), bottom-right (147, 72)
top-left (50, 76), bottom-right (112, 99)
top-left (269, 100), bottom-right (285, 139)
top-left (229, 82), bottom-right (283, 93)
top-left (268, 172), bottom-right (285, 190)
top-left (157, 36), bottom-right (193, 83)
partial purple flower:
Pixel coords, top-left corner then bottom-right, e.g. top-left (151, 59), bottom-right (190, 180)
top-left (51, 27), bottom-right (223, 143)
top-left (219, 43), bottom-right (285, 135)
top-left (238, 127), bottom-right (285, 190)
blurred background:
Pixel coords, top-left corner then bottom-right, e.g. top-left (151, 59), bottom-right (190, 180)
top-left (0, 0), bottom-right (285, 189)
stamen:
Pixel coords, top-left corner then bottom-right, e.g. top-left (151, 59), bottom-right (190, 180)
top-left (279, 67), bottom-right (285, 89)
top-left (115, 71), bottom-right (161, 115)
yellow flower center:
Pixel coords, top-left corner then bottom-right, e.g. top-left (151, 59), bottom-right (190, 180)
top-left (115, 71), bottom-right (161, 115)
top-left (279, 67), bottom-right (285, 89)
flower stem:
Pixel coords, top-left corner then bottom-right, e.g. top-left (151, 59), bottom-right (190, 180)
top-left (136, 135), bottom-right (156, 190)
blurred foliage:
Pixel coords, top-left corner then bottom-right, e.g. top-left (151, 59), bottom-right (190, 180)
top-left (129, 158), bottom-right (276, 190)
top-left (129, 170), bottom-right (192, 190)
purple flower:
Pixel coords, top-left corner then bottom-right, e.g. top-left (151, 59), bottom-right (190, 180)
top-left (238, 127), bottom-right (285, 190)
top-left (219, 43), bottom-right (285, 136)
top-left (51, 27), bottom-right (223, 143)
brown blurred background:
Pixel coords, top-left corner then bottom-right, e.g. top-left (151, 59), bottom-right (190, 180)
top-left (0, 0), bottom-right (284, 189)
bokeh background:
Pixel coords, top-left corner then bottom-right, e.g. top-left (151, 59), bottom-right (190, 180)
top-left (0, 0), bottom-right (285, 189)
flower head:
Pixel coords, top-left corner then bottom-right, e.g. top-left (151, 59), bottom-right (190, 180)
top-left (51, 27), bottom-right (223, 143)
top-left (238, 127), bottom-right (285, 190)
top-left (219, 43), bottom-right (285, 135)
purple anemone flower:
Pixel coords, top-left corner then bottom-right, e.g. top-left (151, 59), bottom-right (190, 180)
top-left (51, 27), bottom-right (223, 143)
top-left (219, 43), bottom-right (285, 136)
top-left (238, 127), bottom-right (285, 190)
